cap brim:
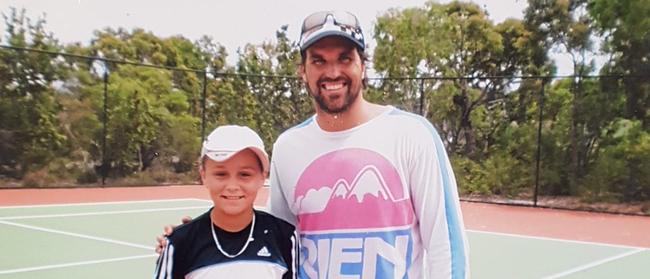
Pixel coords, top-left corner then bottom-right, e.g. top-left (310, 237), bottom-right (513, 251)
top-left (203, 147), bottom-right (269, 174)
top-left (300, 30), bottom-right (365, 52)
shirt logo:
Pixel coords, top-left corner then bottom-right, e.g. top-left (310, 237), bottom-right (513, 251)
top-left (257, 246), bottom-right (271, 257)
top-left (294, 148), bottom-right (416, 278)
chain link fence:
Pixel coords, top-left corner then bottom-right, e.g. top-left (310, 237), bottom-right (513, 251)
top-left (1, 46), bottom-right (649, 215)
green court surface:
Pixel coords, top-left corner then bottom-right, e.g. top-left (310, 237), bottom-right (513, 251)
top-left (0, 199), bottom-right (647, 278)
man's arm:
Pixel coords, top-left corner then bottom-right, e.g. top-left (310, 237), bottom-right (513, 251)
top-left (155, 216), bottom-right (192, 254)
top-left (410, 123), bottom-right (469, 279)
top-left (153, 238), bottom-right (180, 279)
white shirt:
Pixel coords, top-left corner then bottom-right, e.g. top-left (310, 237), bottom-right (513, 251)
top-left (269, 106), bottom-right (469, 279)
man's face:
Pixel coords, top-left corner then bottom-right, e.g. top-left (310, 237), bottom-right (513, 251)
top-left (301, 37), bottom-right (365, 114)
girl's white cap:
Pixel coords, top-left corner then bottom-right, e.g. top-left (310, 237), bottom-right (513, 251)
top-left (200, 125), bottom-right (269, 173)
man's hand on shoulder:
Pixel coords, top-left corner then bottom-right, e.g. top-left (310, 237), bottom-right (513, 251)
top-left (155, 216), bottom-right (193, 254)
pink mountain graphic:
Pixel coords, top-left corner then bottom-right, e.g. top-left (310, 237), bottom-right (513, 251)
top-left (294, 149), bottom-right (414, 232)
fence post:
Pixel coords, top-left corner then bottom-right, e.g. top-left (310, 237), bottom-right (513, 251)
top-left (101, 71), bottom-right (109, 185)
top-left (419, 78), bottom-right (425, 116)
top-left (533, 78), bottom-right (547, 207)
top-left (201, 71), bottom-right (207, 142)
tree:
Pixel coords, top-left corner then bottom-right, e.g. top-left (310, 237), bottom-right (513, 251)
top-left (589, 0), bottom-right (650, 128)
top-left (581, 119), bottom-right (650, 201)
top-left (0, 8), bottom-right (67, 179)
top-left (372, 1), bottom-right (543, 197)
top-left (58, 28), bottom-right (229, 181)
top-left (372, 5), bottom-right (448, 113)
top-left (524, 0), bottom-right (612, 195)
top-left (374, 2), bottom-right (537, 158)
top-left (222, 25), bottom-right (310, 154)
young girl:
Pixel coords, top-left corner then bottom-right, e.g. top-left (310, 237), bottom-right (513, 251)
top-left (154, 125), bottom-right (298, 278)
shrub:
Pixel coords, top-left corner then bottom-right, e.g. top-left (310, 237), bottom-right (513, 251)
top-left (580, 119), bottom-right (650, 202)
top-left (76, 169), bottom-right (99, 184)
top-left (21, 168), bottom-right (56, 187)
top-left (451, 156), bottom-right (489, 195)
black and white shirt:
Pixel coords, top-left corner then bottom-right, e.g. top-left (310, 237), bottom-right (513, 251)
top-left (154, 209), bottom-right (298, 279)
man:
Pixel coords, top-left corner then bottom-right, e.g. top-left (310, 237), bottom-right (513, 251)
top-left (268, 10), bottom-right (469, 279)
top-left (158, 10), bottom-right (468, 279)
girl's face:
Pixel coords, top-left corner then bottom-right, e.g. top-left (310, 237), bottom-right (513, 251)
top-left (200, 149), bottom-right (264, 218)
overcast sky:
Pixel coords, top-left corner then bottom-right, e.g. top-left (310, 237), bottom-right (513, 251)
top-left (3, 0), bottom-right (583, 75)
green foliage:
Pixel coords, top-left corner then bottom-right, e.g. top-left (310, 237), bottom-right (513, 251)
top-left (589, 0), bottom-right (650, 126)
top-left (451, 156), bottom-right (489, 194)
top-left (222, 25), bottom-right (311, 155)
top-left (482, 151), bottom-right (532, 197)
top-left (581, 119), bottom-right (650, 202)
top-left (373, 1), bottom-right (538, 161)
top-left (1, 3), bottom-right (648, 210)
top-left (21, 168), bottom-right (55, 187)
top-left (162, 114), bottom-right (200, 173)
top-left (453, 150), bottom-right (532, 197)
top-left (453, 101), bottom-right (539, 198)
top-left (76, 168), bottom-right (99, 184)
top-left (0, 8), bottom-right (68, 178)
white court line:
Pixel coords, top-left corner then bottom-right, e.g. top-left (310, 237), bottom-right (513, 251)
top-left (5, 204), bottom-right (639, 249)
top-left (185, 198), bottom-right (214, 205)
top-left (0, 254), bottom-right (157, 274)
top-left (541, 248), bottom-right (645, 279)
top-left (0, 198), bottom-right (206, 209)
top-left (0, 199), bottom-right (211, 274)
top-left (0, 205), bottom-right (209, 220)
top-left (189, 198), bottom-right (213, 203)
top-left (467, 229), bottom-right (650, 250)
top-left (0, 220), bottom-right (153, 250)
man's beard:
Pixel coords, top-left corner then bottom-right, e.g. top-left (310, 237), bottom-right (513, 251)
top-left (308, 77), bottom-right (360, 114)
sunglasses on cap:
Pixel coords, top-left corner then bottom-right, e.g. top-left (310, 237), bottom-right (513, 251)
top-left (301, 11), bottom-right (361, 35)
top-left (299, 11), bottom-right (365, 52)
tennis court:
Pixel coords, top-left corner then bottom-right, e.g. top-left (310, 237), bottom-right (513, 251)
top-left (0, 186), bottom-right (648, 278)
